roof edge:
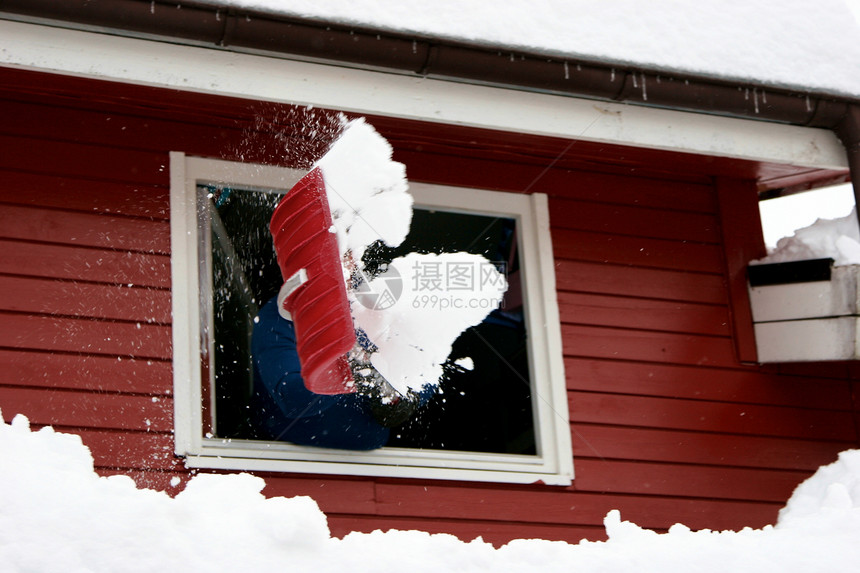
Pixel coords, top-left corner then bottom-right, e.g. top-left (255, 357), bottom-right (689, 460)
top-left (2, 0), bottom-right (859, 196)
top-left (1, 0), bottom-right (856, 130)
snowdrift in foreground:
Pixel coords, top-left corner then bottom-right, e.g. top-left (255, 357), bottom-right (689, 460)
top-left (2, 412), bottom-right (860, 572)
top-left (755, 207), bottom-right (860, 266)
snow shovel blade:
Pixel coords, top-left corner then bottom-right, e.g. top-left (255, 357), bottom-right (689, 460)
top-left (270, 167), bottom-right (356, 395)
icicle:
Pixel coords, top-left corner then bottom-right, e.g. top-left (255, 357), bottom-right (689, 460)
top-left (576, 63), bottom-right (582, 71)
top-left (640, 73), bottom-right (648, 101)
top-left (610, 68), bottom-right (616, 82)
top-left (806, 95), bottom-right (813, 112)
top-left (563, 61), bottom-right (570, 80)
top-left (632, 74), bottom-right (638, 88)
top-left (215, 10), bottom-right (220, 21)
top-left (150, 0), bottom-right (155, 14)
top-left (753, 88), bottom-right (759, 114)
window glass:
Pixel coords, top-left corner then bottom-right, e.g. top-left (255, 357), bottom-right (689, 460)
top-left (200, 186), bottom-right (536, 455)
top-left (199, 184), bottom-right (282, 438)
top-left (369, 209), bottom-right (535, 455)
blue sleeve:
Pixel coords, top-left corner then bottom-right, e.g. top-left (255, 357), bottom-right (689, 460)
top-left (251, 297), bottom-right (390, 450)
top-left (251, 298), bottom-right (340, 419)
top-left (415, 382), bottom-right (437, 407)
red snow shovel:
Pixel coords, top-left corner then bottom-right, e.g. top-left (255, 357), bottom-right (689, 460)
top-left (270, 167), bottom-right (356, 395)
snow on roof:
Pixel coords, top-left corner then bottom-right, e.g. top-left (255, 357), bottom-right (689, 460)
top-left (203, 0), bottom-right (860, 98)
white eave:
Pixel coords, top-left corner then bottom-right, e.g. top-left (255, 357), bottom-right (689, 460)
top-left (0, 18), bottom-right (848, 171)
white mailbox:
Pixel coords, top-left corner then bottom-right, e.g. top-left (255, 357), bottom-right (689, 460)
top-left (748, 259), bottom-right (860, 362)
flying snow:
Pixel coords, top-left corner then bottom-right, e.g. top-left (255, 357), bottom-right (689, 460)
top-left (314, 118), bottom-right (506, 395)
top-left (352, 251), bottom-right (505, 395)
top-left (316, 117), bottom-right (413, 264)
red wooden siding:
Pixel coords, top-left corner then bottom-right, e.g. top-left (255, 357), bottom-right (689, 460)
top-left (0, 66), bottom-right (857, 547)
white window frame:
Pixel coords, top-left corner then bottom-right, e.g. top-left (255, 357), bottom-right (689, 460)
top-left (170, 152), bottom-right (573, 485)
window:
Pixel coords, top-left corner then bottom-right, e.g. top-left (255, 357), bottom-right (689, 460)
top-left (170, 152), bottom-right (572, 485)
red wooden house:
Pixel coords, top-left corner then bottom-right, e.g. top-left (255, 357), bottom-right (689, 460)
top-left (1, 1), bottom-right (859, 546)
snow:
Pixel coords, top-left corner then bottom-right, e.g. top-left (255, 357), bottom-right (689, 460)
top-left (353, 251), bottom-right (506, 395)
top-left (197, 0), bottom-right (860, 97)
top-left (759, 184), bottom-right (856, 248)
top-left (315, 119), bottom-right (506, 395)
top-left (754, 207), bottom-right (860, 266)
top-left (316, 117), bottom-right (412, 265)
top-left (3, 410), bottom-right (860, 572)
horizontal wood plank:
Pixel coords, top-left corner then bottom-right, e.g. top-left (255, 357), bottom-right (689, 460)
top-left (0, 204), bottom-right (170, 254)
top-left (0, 98), bottom-right (247, 160)
top-left (571, 459), bottom-right (809, 503)
top-left (0, 67), bottom-right (261, 127)
top-left (568, 391), bottom-right (855, 440)
top-left (558, 292), bottom-right (730, 336)
top-left (5, 425), bottom-right (183, 473)
top-left (0, 134), bottom-right (169, 186)
top-left (396, 142), bottom-right (716, 195)
top-left (552, 229), bottom-right (724, 273)
top-left (0, 312), bottom-right (172, 359)
top-left (373, 482), bottom-right (780, 532)
top-left (72, 428), bottom-right (183, 472)
top-left (540, 169), bottom-right (716, 213)
top-left (554, 259), bottom-right (726, 305)
top-left (0, 89), bottom-right (333, 170)
top-left (261, 475), bottom-right (379, 515)
top-left (0, 170), bottom-right (169, 219)
top-left (98, 469), bottom-right (190, 494)
top-left (0, 386), bottom-right (172, 432)
top-left (0, 240), bottom-right (170, 288)
top-left (562, 324), bottom-right (737, 367)
top-left (571, 424), bottom-right (847, 470)
top-left (0, 275), bottom-right (171, 324)
top-left (548, 198), bottom-right (719, 243)
top-left (0, 349), bottom-right (172, 395)
top-left (564, 358), bottom-right (853, 409)
top-left (776, 361), bottom-right (853, 380)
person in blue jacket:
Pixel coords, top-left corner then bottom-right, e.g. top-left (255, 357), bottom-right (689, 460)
top-left (248, 296), bottom-right (424, 450)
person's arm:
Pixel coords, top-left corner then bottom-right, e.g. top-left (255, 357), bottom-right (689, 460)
top-left (252, 298), bottom-right (340, 419)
